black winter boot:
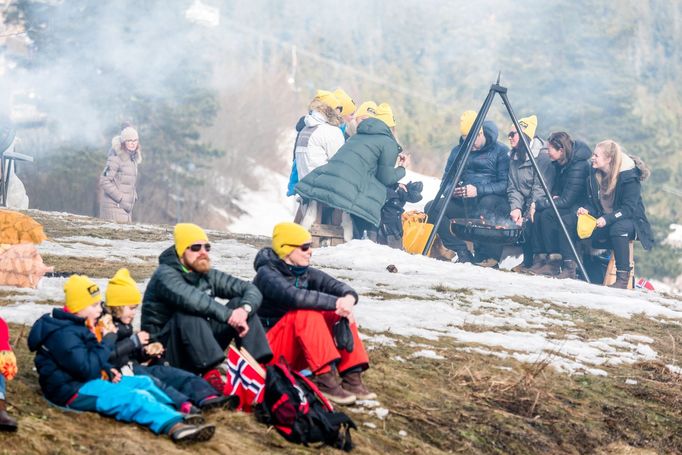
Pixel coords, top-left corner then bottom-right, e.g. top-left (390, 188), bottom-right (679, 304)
top-left (610, 270), bottom-right (630, 289)
top-left (557, 260), bottom-right (577, 280)
top-left (0, 399), bottom-right (18, 432)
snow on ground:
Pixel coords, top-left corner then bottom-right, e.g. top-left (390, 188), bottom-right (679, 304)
top-left (2, 234), bottom-right (681, 378)
top-left (665, 223), bottom-right (682, 248)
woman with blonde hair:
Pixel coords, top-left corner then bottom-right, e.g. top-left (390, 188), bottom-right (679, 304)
top-left (571, 140), bottom-right (653, 288)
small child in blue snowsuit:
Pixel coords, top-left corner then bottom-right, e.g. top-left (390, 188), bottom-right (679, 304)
top-left (104, 268), bottom-right (237, 414)
top-left (27, 274), bottom-right (215, 443)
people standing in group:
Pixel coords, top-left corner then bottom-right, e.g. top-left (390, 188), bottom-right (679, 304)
top-left (295, 102), bottom-right (409, 240)
top-left (0, 317), bottom-right (18, 432)
top-left (426, 110), bottom-right (510, 266)
top-left (333, 88), bottom-right (356, 139)
top-left (505, 115), bottom-right (556, 273)
top-left (141, 223), bottom-right (272, 392)
top-left (99, 125), bottom-right (141, 224)
top-left (254, 222), bottom-right (374, 405)
top-left (526, 131), bottom-right (592, 278)
top-left (27, 274), bottom-right (215, 443)
top-left (568, 140), bottom-right (653, 287)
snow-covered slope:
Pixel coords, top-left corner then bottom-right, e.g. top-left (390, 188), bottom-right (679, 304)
top-left (1, 226), bottom-right (676, 378)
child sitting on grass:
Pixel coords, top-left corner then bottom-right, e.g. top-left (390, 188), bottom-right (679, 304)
top-left (27, 274), bottom-right (215, 444)
top-left (104, 268), bottom-right (237, 414)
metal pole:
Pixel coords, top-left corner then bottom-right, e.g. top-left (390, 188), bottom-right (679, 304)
top-left (422, 84), bottom-right (499, 255)
top-left (499, 91), bottom-right (591, 283)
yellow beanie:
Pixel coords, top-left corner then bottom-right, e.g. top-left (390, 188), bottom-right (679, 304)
top-left (518, 115), bottom-right (538, 140)
top-left (174, 223), bottom-right (209, 257)
top-left (372, 102), bottom-right (396, 128)
top-left (272, 222), bottom-right (312, 259)
top-left (334, 88), bottom-right (356, 116)
top-left (106, 268), bottom-right (142, 307)
top-left (355, 101), bottom-right (377, 119)
top-left (64, 274), bottom-right (101, 314)
top-left (460, 110), bottom-right (478, 136)
top-left (577, 214), bottom-right (597, 239)
top-left (314, 90), bottom-right (342, 110)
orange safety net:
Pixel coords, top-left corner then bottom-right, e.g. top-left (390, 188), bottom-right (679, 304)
top-left (0, 210), bottom-right (47, 245)
top-left (0, 243), bottom-right (53, 288)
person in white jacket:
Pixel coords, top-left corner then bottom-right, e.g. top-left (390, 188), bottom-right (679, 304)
top-left (294, 90), bottom-right (345, 179)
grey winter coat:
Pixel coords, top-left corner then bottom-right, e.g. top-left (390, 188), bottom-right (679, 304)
top-left (507, 137), bottom-right (556, 215)
top-left (294, 118), bottom-right (405, 227)
top-left (98, 140), bottom-right (141, 223)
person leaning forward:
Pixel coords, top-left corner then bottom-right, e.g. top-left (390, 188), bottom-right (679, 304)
top-left (141, 223), bottom-right (273, 386)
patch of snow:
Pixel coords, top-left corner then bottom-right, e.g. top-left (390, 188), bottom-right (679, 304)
top-left (363, 422), bottom-right (377, 429)
top-left (666, 364), bottom-right (682, 375)
top-left (398, 430), bottom-right (408, 437)
top-left (411, 349), bottom-right (445, 360)
top-left (370, 408), bottom-right (390, 420)
top-left (625, 379), bottom-right (638, 385)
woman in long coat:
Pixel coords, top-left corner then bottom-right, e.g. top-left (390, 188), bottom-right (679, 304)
top-left (98, 127), bottom-right (141, 223)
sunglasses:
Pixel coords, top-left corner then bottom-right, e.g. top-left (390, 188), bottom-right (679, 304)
top-left (284, 243), bottom-right (312, 252)
top-left (188, 243), bottom-right (211, 252)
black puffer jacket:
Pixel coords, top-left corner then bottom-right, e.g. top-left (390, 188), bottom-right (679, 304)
top-left (536, 139), bottom-right (591, 212)
top-left (108, 319), bottom-right (146, 368)
top-left (585, 156), bottom-right (654, 250)
top-left (253, 248), bottom-right (358, 329)
top-left (141, 246), bottom-right (262, 338)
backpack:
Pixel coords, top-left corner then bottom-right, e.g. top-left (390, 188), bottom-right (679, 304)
top-left (255, 359), bottom-right (357, 451)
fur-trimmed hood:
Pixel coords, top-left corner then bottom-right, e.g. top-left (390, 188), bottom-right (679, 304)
top-left (629, 155), bottom-right (650, 181)
top-left (307, 99), bottom-right (342, 127)
top-left (110, 135), bottom-right (142, 164)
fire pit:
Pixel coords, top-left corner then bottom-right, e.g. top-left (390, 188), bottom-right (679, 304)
top-left (449, 217), bottom-right (525, 245)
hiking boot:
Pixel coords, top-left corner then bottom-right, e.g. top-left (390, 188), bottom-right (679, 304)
top-left (182, 413), bottom-right (205, 425)
top-left (556, 260), bottom-right (577, 280)
top-left (526, 255), bottom-right (548, 275)
top-left (202, 369), bottom-right (226, 395)
top-left (0, 400), bottom-right (18, 432)
top-left (531, 254), bottom-right (562, 277)
top-left (610, 270), bottom-right (631, 289)
top-left (341, 371), bottom-right (376, 400)
top-left (313, 369), bottom-right (356, 405)
top-left (474, 258), bottom-right (499, 269)
top-left (429, 236), bottom-right (455, 261)
top-left (169, 423), bottom-right (215, 444)
top-left (199, 394), bottom-right (240, 412)
top-left (511, 262), bottom-right (534, 274)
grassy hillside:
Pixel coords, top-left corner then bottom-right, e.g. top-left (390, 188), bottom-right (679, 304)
top-left (1, 211), bottom-right (682, 454)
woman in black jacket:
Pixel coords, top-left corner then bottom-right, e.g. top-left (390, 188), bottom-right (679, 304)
top-left (570, 140), bottom-right (653, 288)
top-left (527, 131), bottom-right (592, 277)
top-left (254, 222), bottom-right (373, 406)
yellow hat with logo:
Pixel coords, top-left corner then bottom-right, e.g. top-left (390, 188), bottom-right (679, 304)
top-left (577, 213), bottom-right (597, 239)
top-left (64, 274), bottom-right (101, 314)
top-left (272, 222), bottom-right (312, 259)
top-left (174, 223), bottom-right (209, 257)
top-left (372, 102), bottom-right (396, 128)
top-left (518, 115), bottom-right (538, 140)
top-left (106, 268), bottom-right (142, 307)
top-left (355, 101), bottom-right (377, 119)
top-left (333, 88), bottom-right (356, 116)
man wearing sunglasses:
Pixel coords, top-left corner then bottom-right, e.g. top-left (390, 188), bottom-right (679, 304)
top-left (141, 223), bottom-right (272, 392)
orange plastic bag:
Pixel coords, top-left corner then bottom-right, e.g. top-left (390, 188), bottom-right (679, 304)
top-left (401, 211), bottom-right (434, 254)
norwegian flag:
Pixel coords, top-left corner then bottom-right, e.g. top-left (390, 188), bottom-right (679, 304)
top-left (635, 278), bottom-right (655, 291)
top-left (224, 345), bottom-right (266, 412)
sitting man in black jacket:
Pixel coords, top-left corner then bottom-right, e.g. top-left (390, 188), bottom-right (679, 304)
top-left (141, 223), bottom-right (272, 393)
top-left (254, 222), bottom-right (373, 406)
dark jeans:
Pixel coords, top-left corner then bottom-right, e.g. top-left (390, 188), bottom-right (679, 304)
top-left (425, 194), bottom-right (510, 260)
top-left (530, 207), bottom-right (575, 255)
top-left (159, 301), bottom-right (272, 374)
top-left (582, 218), bottom-right (635, 271)
top-left (351, 214), bottom-right (378, 240)
top-left (132, 363), bottom-right (217, 409)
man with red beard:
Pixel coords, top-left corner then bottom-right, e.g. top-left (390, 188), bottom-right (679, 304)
top-left (141, 223), bottom-right (272, 392)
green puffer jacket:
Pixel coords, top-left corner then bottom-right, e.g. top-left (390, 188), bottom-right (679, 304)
top-left (294, 118), bottom-right (406, 227)
top-left (141, 246), bottom-right (262, 338)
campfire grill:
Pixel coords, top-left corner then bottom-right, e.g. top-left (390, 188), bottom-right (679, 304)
top-left (449, 218), bottom-right (525, 245)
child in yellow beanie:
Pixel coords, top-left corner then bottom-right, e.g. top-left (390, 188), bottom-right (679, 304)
top-left (28, 274), bottom-right (216, 443)
top-left (104, 268), bottom-right (237, 414)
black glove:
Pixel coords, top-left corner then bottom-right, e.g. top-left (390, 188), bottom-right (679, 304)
top-left (333, 317), bottom-right (354, 352)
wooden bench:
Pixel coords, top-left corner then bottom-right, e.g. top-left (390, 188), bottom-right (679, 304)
top-left (294, 201), bottom-right (345, 248)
